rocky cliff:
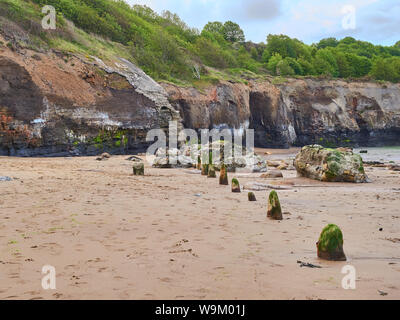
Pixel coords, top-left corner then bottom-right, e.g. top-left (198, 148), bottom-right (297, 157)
top-left (1, 36), bottom-right (399, 156)
top-left (0, 34), bottom-right (180, 156)
top-left (163, 78), bottom-right (400, 148)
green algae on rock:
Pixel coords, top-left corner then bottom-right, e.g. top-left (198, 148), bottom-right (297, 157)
top-left (267, 190), bottom-right (282, 220)
top-left (231, 178), bottom-right (241, 193)
top-left (317, 224), bottom-right (346, 261)
top-left (294, 145), bottom-right (369, 183)
top-left (248, 192), bottom-right (257, 201)
top-left (133, 162), bottom-right (144, 176)
top-left (219, 164), bottom-right (229, 185)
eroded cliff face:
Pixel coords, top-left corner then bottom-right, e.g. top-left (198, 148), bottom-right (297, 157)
top-left (279, 78), bottom-right (400, 147)
top-left (0, 37), bottom-right (180, 156)
top-left (162, 82), bottom-right (251, 131)
top-left (163, 78), bottom-right (400, 148)
top-left (1, 37), bottom-right (399, 156)
top-left (162, 81), bottom-right (294, 148)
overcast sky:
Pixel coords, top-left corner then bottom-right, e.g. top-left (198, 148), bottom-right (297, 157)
top-left (128, 0), bottom-right (400, 46)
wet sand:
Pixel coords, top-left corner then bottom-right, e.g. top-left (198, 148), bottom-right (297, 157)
top-left (0, 150), bottom-right (399, 300)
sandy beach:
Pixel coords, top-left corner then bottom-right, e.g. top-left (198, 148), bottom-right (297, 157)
top-left (0, 149), bottom-right (399, 300)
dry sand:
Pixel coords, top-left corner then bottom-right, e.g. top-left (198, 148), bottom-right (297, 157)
top-left (0, 149), bottom-right (399, 300)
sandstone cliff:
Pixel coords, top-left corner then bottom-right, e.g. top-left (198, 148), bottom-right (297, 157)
top-left (0, 35), bottom-right (180, 156)
top-left (0, 36), bottom-right (399, 156)
top-left (163, 78), bottom-right (400, 148)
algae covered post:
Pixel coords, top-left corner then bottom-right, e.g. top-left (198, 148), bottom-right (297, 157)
top-left (267, 190), bottom-right (282, 220)
top-left (317, 224), bottom-right (346, 261)
top-left (248, 192), bottom-right (257, 201)
top-left (219, 164), bottom-right (229, 185)
top-left (231, 178), bottom-right (241, 193)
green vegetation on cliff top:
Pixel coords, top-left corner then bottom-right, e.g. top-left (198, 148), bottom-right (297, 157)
top-left (1, 0), bottom-right (400, 85)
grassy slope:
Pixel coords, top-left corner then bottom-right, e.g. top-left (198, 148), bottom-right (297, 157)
top-left (0, 0), bottom-right (399, 87)
top-left (1, 0), bottom-right (264, 87)
top-left (1, 0), bottom-right (131, 61)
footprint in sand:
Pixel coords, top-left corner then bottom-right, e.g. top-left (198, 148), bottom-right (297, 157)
top-left (168, 239), bottom-right (199, 257)
top-left (39, 242), bottom-right (63, 256)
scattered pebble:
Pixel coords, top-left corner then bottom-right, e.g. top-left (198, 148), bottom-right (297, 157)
top-left (96, 152), bottom-right (111, 161)
top-left (125, 155), bottom-right (142, 162)
top-left (297, 261), bottom-right (322, 268)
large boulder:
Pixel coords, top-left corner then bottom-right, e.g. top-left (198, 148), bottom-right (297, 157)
top-left (294, 145), bottom-right (369, 183)
top-left (152, 148), bottom-right (194, 168)
top-left (152, 141), bottom-right (268, 172)
top-left (185, 141), bottom-right (268, 173)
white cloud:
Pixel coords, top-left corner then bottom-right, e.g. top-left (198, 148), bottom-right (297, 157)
top-left (126, 0), bottom-right (400, 45)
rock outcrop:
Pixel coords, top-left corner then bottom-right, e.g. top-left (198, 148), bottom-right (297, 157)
top-left (279, 78), bottom-right (400, 147)
top-left (1, 30), bottom-right (400, 157)
top-left (294, 145), bottom-right (369, 183)
top-left (163, 78), bottom-right (400, 149)
top-left (152, 141), bottom-right (268, 172)
top-left (152, 148), bottom-right (194, 168)
top-left (0, 34), bottom-right (180, 157)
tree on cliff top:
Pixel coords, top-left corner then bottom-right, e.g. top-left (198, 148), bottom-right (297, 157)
top-left (222, 21), bottom-right (245, 43)
top-left (317, 37), bottom-right (339, 49)
top-left (202, 20), bottom-right (245, 43)
top-left (202, 21), bottom-right (224, 35)
top-left (5, 0), bottom-right (400, 84)
top-left (370, 57), bottom-right (400, 82)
